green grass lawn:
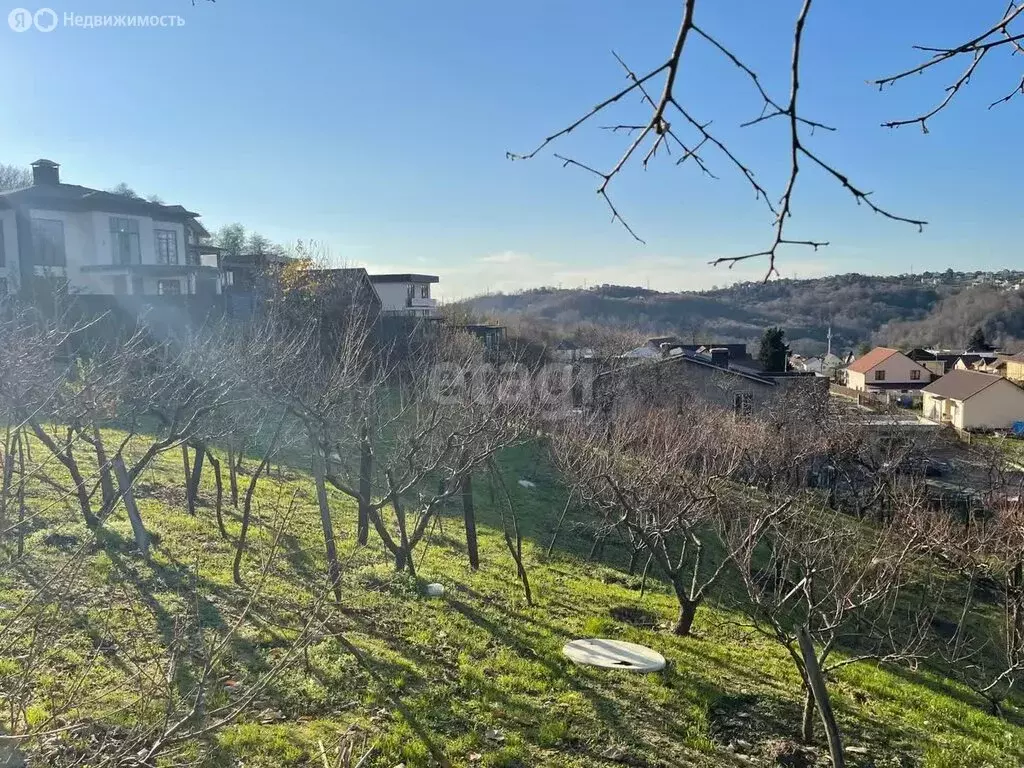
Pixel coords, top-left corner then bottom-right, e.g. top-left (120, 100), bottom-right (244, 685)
top-left (2, 432), bottom-right (1023, 767)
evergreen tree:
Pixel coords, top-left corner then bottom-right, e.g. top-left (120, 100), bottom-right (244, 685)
top-left (758, 327), bottom-right (789, 372)
top-left (967, 327), bottom-right (992, 352)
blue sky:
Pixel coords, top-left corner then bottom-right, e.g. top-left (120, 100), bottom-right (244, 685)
top-left (2, 0), bottom-right (1021, 297)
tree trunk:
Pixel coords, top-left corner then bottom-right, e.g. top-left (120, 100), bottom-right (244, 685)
top-left (639, 554), bottom-right (654, 599)
top-left (112, 454), bottom-right (149, 558)
top-left (27, 419), bottom-right (97, 529)
top-left (206, 450), bottom-right (227, 539)
top-left (672, 597), bottom-right (700, 636)
top-left (186, 444), bottom-right (205, 516)
top-left (801, 685), bottom-right (816, 744)
top-left (0, 428), bottom-right (14, 532)
top-left (92, 424), bottom-right (116, 514)
top-left (311, 436), bottom-right (343, 603)
top-left (233, 455), bottom-right (270, 586)
top-left (16, 434), bottom-right (25, 557)
top-left (227, 446), bottom-right (239, 507)
top-left (797, 627), bottom-right (845, 766)
top-left (357, 421), bottom-right (372, 545)
top-left (462, 474), bottom-right (479, 571)
top-left (627, 548), bottom-right (639, 575)
top-left (181, 444), bottom-right (192, 489)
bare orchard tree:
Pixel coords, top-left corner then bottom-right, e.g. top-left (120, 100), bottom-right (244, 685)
top-left (553, 402), bottom-right (767, 635)
top-left (727, 488), bottom-right (932, 760)
top-left (326, 330), bottom-right (542, 575)
top-left (920, 497), bottom-right (1024, 716)
top-left (0, 480), bottom-right (333, 768)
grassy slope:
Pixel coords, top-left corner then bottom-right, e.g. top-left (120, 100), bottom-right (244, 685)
top-left (2, 433), bottom-right (1023, 767)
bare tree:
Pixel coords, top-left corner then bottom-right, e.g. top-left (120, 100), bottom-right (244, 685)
top-left (0, 163), bottom-right (31, 192)
top-left (553, 403), bottom-right (759, 635)
top-left (728, 492), bottom-right (931, 755)
top-left (508, 0), bottom-right (926, 278)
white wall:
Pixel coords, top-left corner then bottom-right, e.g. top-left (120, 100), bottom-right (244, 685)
top-left (29, 208), bottom-right (92, 291)
top-left (373, 281), bottom-right (410, 312)
top-left (24, 210), bottom-right (191, 295)
top-left (959, 380), bottom-right (1024, 430)
top-left (848, 352), bottom-right (931, 391)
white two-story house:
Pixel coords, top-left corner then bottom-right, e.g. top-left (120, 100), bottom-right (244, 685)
top-left (0, 159), bottom-right (220, 298)
top-left (368, 273), bottom-right (439, 318)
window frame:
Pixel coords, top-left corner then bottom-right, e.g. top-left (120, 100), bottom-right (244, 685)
top-left (419, 284), bottom-right (429, 299)
top-left (109, 217), bottom-right (141, 265)
top-left (157, 279), bottom-right (182, 296)
top-left (910, 369), bottom-right (921, 381)
top-left (31, 218), bottom-right (67, 267)
top-left (874, 369), bottom-right (886, 381)
top-left (154, 229), bottom-right (179, 265)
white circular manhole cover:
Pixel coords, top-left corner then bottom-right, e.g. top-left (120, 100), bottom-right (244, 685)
top-left (562, 638), bottom-right (666, 672)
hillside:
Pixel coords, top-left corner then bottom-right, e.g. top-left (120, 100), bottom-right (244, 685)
top-left (5, 429), bottom-right (1024, 767)
top-left (464, 271), bottom-right (1024, 354)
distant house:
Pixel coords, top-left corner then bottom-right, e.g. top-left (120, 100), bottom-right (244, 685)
top-left (954, 353), bottom-right (1003, 374)
top-left (0, 159), bottom-right (219, 298)
top-left (454, 323), bottom-right (506, 354)
top-left (369, 273), bottom-right (439, 318)
top-left (846, 347), bottom-right (933, 393)
top-left (594, 345), bottom-right (828, 418)
top-left (621, 339), bottom-right (763, 370)
top-left (551, 339), bottom-right (595, 363)
top-left (906, 349), bottom-right (961, 378)
top-left (922, 370), bottom-right (1024, 431)
top-left (1002, 352), bottom-right (1024, 385)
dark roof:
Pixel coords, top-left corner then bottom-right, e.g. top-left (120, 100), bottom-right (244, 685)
top-left (922, 370), bottom-right (1007, 401)
top-left (599, 349), bottom-right (776, 388)
top-left (368, 273), bottom-right (439, 284)
top-left (0, 181), bottom-right (201, 220)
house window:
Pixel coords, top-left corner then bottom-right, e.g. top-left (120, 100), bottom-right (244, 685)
top-left (874, 370), bottom-right (886, 381)
top-left (155, 230), bottom-right (178, 265)
top-left (419, 284), bottom-right (429, 299)
top-left (110, 218), bottom-right (141, 265)
top-left (734, 392), bottom-right (753, 417)
top-left (112, 275), bottom-right (127, 295)
top-left (31, 218), bottom-right (66, 266)
top-left (910, 369), bottom-right (921, 381)
top-left (157, 279), bottom-right (181, 296)
top-left (406, 285), bottom-right (415, 302)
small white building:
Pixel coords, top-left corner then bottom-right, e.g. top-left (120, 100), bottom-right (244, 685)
top-left (368, 273), bottom-right (439, 317)
top-left (0, 159), bottom-right (219, 297)
top-left (922, 370), bottom-right (1024, 431)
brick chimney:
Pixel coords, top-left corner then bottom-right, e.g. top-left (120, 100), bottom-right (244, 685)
top-left (31, 159), bottom-right (60, 185)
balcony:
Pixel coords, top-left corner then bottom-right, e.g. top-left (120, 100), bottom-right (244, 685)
top-left (82, 261), bottom-right (219, 277)
top-left (407, 295), bottom-right (437, 309)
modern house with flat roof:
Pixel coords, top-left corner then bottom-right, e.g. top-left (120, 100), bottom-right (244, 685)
top-left (368, 273), bottom-right (439, 318)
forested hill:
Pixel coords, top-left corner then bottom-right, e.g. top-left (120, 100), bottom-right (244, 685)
top-left (463, 271), bottom-right (1024, 354)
